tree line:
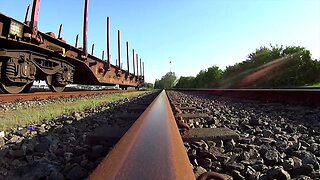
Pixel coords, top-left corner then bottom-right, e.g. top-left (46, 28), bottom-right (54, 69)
top-left (156, 45), bottom-right (320, 89)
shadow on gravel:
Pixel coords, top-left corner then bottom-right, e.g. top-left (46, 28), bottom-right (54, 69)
top-left (0, 91), bottom-right (160, 180)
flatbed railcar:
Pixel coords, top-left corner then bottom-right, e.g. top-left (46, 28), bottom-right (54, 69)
top-left (0, 0), bottom-right (144, 94)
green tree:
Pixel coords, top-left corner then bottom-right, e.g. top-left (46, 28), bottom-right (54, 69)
top-left (154, 72), bottom-right (177, 89)
top-left (220, 45), bottom-right (320, 88)
top-left (175, 76), bottom-right (196, 88)
top-left (142, 82), bottom-right (153, 89)
top-left (194, 65), bottom-right (223, 88)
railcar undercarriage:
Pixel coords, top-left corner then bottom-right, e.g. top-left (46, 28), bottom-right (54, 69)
top-left (0, 0), bottom-right (144, 94)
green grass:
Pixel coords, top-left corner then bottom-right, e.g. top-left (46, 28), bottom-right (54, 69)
top-left (0, 91), bottom-right (146, 131)
top-left (303, 82), bottom-right (320, 88)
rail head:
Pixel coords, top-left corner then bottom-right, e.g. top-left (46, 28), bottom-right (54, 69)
top-left (89, 90), bottom-right (195, 180)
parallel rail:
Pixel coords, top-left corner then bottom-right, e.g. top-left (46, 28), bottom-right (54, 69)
top-left (176, 88), bottom-right (320, 106)
top-left (0, 89), bottom-right (136, 103)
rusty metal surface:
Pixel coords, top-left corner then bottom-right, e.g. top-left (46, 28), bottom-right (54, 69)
top-left (132, 49), bottom-right (135, 76)
top-left (0, 89), bottom-right (135, 103)
top-left (30, 0), bottom-right (40, 37)
top-left (176, 88), bottom-right (320, 106)
top-left (117, 30), bottom-right (121, 69)
top-left (0, 1), bottom-right (144, 94)
top-left (89, 90), bottom-right (195, 180)
top-left (83, 0), bottom-right (89, 57)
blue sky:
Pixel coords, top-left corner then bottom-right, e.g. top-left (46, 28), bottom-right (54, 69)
top-left (1, 0), bottom-right (319, 83)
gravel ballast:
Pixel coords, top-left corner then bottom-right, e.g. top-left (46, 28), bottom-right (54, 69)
top-left (0, 91), bottom-right (159, 179)
top-left (167, 90), bottom-right (320, 179)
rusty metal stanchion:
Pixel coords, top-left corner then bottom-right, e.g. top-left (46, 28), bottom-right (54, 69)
top-left (89, 90), bottom-right (195, 180)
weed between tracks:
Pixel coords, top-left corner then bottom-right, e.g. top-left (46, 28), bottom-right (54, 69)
top-left (0, 92), bottom-right (145, 130)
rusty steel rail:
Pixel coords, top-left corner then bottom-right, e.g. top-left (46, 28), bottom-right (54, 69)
top-left (90, 90), bottom-right (195, 180)
top-left (0, 90), bottom-right (135, 103)
top-left (175, 88), bottom-right (320, 106)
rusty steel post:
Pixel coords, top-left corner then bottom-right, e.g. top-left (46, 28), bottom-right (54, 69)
top-left (106, 17), bottom-right (110, 68)
top-left (126, 41), bottom-right (129, 73)
top-left (24, 4), bottom-right (30, 24)
top-left (30, 0), bottom-right (41, 37)
top-left (83, 0), bottom-right (89, 58)
top-left (89, 90), bottom-right (195, 180)
top-left (58, 24), bottom-right (62, 39)
top-left (91, 44), bottom-right (95, 55)
top-left (108, 55), bottom-right (111, 70)
top-left (143, 62), bottom-right (145, 78)
top-left (75, 34), bottom-right (79, 47)
top-left (136, 54), bottom-right (139, 77)
top-left (140, 58), bottom-right (142, 78)
top-left (132, 49), bottom-right (135, 76)
top-left (117, 30), bottom-right (121, 69)
top-left (102, 50), bottom-right (105, 60)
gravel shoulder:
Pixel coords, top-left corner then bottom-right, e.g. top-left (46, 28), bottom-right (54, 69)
top-left (167, 91), bottom-right (320, 179)
top-left (0, 91), bottom-right (146, 131)
top-left (0, 91), bottom-right (158, 179)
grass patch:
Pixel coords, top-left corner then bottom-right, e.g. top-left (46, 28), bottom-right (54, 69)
top-left (0, 91), bottom-right (146, 131)
top-left (303, 82), bottom-right (320, 88)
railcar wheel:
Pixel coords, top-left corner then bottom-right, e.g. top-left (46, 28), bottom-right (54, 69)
top-left (46, 75), bottom-right (66, 92)
top-left (48, 84), bottom-right (66, 92)
top-left (22, 82), bottom-right (34, 93)
top-left (0, 61), bottom-right (29, 94)
top-left (0, 83), bottom-right (26, 94)
top-left (0, 57), bottom-right (37, 94)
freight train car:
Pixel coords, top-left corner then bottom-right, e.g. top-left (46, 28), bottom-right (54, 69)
top-left (0, 0), bottom-right (144, 94)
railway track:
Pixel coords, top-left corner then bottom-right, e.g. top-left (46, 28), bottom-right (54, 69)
top-left (91, 89), bottom-right (320, 179)
top-left (1, 89), bottom-right (319, 179)
top-left (0, 89), bottom-right (135, 103)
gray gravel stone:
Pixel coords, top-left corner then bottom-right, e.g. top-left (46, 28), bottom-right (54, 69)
top-left (19, 160), bottom-right (61, 180)
top-left (293, 156), bottom-right (303, 168)
top-left (9, 149), bottom-right (25, 158)
top-left (241, 165), bottom-right (256, 178)
top-left (262, 129), bottom-right (273, 138)
top-left (66, 164), bottom-right (88, 180)
top-left (88, 145), bottom-right (106, 160)
top-left (292, 175), bottom-right (312, 180)
top-left (252, 164), bottom-right (268, 172)
top-left (230, 170), bottom-right (246, 180)
top-left (34, 138), bottom-right (52, 153)
top-left (225, 161), bottom-right (245, 172)
top-left (282, 158), bottom-right (294, 171)
top-left (267, 167), bottom-right (291, 180)
top-left (0, 137), bottom-right (5, 147)
top-left (293, 150), bottom-right (319, 170)
top-left (8, 135), bottom-right (23, 144)
top-left (292, 164), bottom-right (314, 176)
top-left (224, 139), bottom-right (236, 152)
top-left (194, 166), bottom-right (207, 179)
top-left (264, 149), bottom-right (280, 165)
top-left (48, 171), bottom-right (65, 180)
top-left (198, 158), bottom-right (212, 169)
top-left (249, 118), bottom-right (261, 126)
